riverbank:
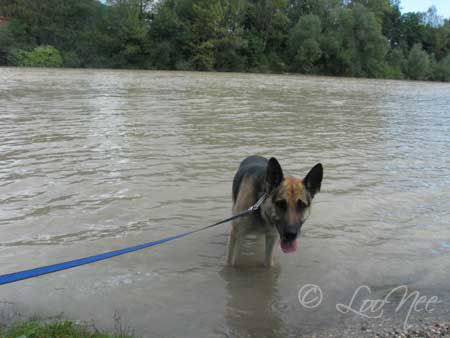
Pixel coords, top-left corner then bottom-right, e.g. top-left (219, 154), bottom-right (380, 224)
top-left (329, 322), bottom-right (450, 338)
top-left (2, 319), bottom-right (450, 338)
top-left (374, 323), bottom-right (450, 338)
top-left (0, 320), bottom-right (135, 338)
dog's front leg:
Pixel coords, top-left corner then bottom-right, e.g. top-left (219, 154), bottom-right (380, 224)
top-left (264, 232), bottom-right (278, 267)
top-left (227, 225), bottom-right (240, 266)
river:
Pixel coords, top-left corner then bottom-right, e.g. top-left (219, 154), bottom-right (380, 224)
top-left (0, 68), bottom-right (449, 337)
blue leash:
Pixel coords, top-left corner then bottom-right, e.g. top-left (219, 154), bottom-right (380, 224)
top-left (0, 194), bottom-right (267, 286)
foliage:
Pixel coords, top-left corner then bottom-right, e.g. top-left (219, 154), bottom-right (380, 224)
top-left (405, 43), bottom-right (431, 80)
top-left (288, 14), bottom-right (322, 73)
top-left (0, 0), bottom-right (449, 81)
top-left (10, 45), bottom-right (63, 67)
top-left (1, 320), bottom-right (134, 338)
top-left (431, 55), bottom-right (450, 81)
top-left (384, 47), bottom-right (406, 79)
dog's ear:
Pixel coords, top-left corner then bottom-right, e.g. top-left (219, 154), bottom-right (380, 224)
top-left (303, 163), bottom-right (323, 198)
top-left (266, 157), bottom-right (284, 192)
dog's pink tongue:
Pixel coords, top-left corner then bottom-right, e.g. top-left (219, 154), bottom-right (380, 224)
top-left (281, 240), bottom-right (297, 253)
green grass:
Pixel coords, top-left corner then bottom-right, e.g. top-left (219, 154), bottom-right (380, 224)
top-left (0, 320), bottom-right (136, 338)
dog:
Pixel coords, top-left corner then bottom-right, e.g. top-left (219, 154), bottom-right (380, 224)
top-left (227, 155), bottom-right (323, 267)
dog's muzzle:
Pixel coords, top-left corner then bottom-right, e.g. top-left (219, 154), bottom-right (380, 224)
top-left (284, 230), bottom-right (298, 241)
top-left (279, 223), bottom-right (303, 254)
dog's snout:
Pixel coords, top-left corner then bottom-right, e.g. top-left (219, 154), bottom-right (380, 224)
top-left (285, 231), bottom-right (297, 241)
top-left (284, 224), bottom-right (301, 240)
top-left (286, 224), bottom-right (300, 235)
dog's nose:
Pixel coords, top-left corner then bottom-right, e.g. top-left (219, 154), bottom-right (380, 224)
top-left (285, 231), bottom-right (297, 241)
top-left (286, 224), bottom-right (300, 234)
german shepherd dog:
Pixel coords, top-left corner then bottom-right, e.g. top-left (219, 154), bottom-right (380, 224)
top-left (227, 155), bottom-right (323, 267)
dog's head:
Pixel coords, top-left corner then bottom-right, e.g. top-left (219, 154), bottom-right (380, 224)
top-left (262, 158), bottom-right (323, 254)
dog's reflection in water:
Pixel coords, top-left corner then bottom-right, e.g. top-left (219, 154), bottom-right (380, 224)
top-left (219, 250), bottom-right (284, 338)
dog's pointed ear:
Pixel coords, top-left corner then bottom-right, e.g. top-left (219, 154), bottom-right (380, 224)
top-left (266, 157), bottom-right (284, 192)
top-left (303, 163), bottom-right (323, 198)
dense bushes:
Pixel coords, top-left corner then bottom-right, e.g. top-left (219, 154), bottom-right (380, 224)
top-left (9, 45), bottom-right (63, 67)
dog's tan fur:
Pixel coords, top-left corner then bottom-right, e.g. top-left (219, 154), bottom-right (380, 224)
top-left (277, 176), bottom-right (311, 225)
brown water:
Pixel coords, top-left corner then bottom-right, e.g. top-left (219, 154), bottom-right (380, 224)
top-left (0, 68), bottom-right (449, 337)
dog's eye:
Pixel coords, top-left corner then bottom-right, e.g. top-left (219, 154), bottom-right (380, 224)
top-left (297, 200), bottom-right (306, 211)
top-left (275, 199), bottom-right (287, 210)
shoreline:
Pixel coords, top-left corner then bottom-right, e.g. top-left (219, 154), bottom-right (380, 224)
top-left (1, 65), bottom-right (449, 85)
top-left (2, 318), bottom-right (450, 338)
top-left (0, 320), bottom-right (135, 338)
top-left (325, 322), bottom-right (450, 338)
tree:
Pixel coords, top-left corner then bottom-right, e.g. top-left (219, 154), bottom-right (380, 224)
top-left (401, 12), bottom-right (427, 50)
top-left (384, 47), bottom-right (405, 79)
top-left (349, 4), bottom-right (389, 77)
top-left (382, 2), bottom-right (402, 48)
top-left (423, 6), bottom-right (443, 28)
top-left (431, 55), bottom-right (450, 81)
top-left (287, 0), bottom-right (341, 24)
top-left (185, 0), bottom-right (227, 70)
top-left (349, 0), bottom-right (391, 24)
top-left (320, 4), bottom-right (388, 77)
top-left (243, 0), bottom-right (289, 71)
top-left (0, 0), bottom-right (106, 67)
top-left (214, 0), bottom-right (248, 71)
top-left (107, 0), bottom-right (154, 17)
top-left (288, 14), bottom-right (322, 72)
top-left (148, 0), bottom-right (190, 69)
top-left (98, 0), bottom-right (151, 68)
top-left (405, 43), bottom-right (430, 80)
top-left (0, 19), bottom-right (32, 65)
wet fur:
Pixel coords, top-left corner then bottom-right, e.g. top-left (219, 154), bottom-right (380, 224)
top-left (228, 155), bottom-right (323, 267)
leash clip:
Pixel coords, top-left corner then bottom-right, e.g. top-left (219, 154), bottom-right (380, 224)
top-left (248, 193), bottom-right (267, 212)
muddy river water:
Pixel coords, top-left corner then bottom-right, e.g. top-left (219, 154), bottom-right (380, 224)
top-left (0, 68), bottom-right (449, 337)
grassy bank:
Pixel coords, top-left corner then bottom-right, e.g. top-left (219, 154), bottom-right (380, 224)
top-left (0, 320), bottom-right (136, 338)
top-left (2, 319), bottom-right (450, 338)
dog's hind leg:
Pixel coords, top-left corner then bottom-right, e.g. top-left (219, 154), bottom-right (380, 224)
top-left (264, 232), bottom-right (278, 267)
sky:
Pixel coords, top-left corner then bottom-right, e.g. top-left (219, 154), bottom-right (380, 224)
top-left (401, 0), bottom-right (450, 18)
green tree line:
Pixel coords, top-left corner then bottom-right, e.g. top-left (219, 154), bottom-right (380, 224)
top-left (1, 0), bottom-right (450, 81)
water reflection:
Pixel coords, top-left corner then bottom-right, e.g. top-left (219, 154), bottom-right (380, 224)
top-left (220, 264), bottom-right (284, 338)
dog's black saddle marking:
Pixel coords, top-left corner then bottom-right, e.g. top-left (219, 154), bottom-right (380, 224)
top-left (232, 155), bottom-right (268, 203)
